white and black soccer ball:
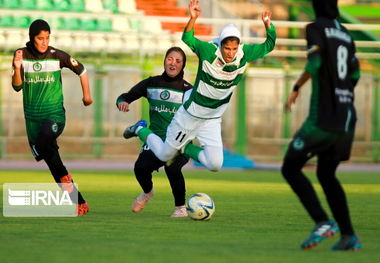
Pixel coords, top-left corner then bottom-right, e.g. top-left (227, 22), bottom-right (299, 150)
top-left (186, 193), bottom-right (215, 221)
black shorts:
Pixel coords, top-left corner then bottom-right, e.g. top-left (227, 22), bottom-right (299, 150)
top-left (285, 120), bottom-right (355, 162)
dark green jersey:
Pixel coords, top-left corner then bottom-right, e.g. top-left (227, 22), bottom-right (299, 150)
top-left (117, 73), bottom-right (193, 140)
top-left (13, 45), bottom-right (86, 122)
top-left (305, 18), bottom-right (360, 132)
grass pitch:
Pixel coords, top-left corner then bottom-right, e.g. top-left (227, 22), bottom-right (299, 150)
top-left (0, 168), bottom-right (379, 263)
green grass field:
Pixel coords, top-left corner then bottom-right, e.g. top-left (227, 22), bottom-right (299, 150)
top-left (1, 169), bottom-right (379, 263)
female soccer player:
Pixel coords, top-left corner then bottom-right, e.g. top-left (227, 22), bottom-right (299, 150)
top-left (117, 47), bottom-right (192, 217)
top-left (12, 19), bottom-right (92, 215)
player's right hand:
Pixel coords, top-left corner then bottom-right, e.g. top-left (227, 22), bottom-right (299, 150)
top-left (285, 90), bottom-right (299, 112)
top-left (189, 0), bottom-right (201, 18)
top-left (117, 102), bottom-right (130, 112)
top-left (13, 50), bottom-right (23, 69)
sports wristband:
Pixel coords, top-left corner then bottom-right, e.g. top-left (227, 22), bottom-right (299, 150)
top-left (293, 84), bottom-right (300, 92)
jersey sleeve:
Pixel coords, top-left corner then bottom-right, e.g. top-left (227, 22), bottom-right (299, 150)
top-left (56, 49), bottom-right (86, 76)
top-left (182, 29), bottom-right (215, 57)
top-left (116, 78), bottom-right (150, 105)
top-left (304, 23), bottom-right (323, 75)
top-left (349, 41), bottom-right (360, 87)
top-left (242, 24), bottom-right (276, 62)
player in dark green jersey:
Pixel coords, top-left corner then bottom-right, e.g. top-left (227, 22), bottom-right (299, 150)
top-left (281, 0), bottom-right (361, 251)
top-left (117, 47), bottom-right (193, 217)
top-left (12, 19), bottom-right (93, 215)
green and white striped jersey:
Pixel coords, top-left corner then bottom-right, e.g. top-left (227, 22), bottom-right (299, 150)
top-left (181, 26), bottom-right (276, 119)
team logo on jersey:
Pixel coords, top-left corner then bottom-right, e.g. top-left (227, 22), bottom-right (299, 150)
top-left (160, 90), bottom-right (170, 100)
top-left (293, 138), bottom-right (304, 150)
top-left (70, 57), bottom-right (78, 67)
top-left (33, 62), bottom-right (42, 72)
top-left (51, 123), bottom-right (58, 133)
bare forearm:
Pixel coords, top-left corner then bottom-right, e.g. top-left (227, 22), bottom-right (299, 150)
top-left (184, 17), bottom-right (197, 32)
top-left (80, 72), bottom-right (93, 106)
top-left (294, 71), bottom-right (311, 90)
top-left (12, 68), bottom-right (22, 86)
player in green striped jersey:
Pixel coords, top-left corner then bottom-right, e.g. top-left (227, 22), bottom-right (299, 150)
top-left (11, 19), bottom-right (92, 215)
top-left (124, 0), bottom-right (276, 172)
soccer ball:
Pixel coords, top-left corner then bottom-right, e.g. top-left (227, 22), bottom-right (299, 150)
top-left (186, 193), bottom-right (215, 220)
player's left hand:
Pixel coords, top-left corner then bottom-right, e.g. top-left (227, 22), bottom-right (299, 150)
top-left (82, 96), bottom-right (93, 106)
top-left (285, 91), bottom-right (299, 112)
top-left (117, 102), bottom-right (130, 112)
top-left (262, 10), bottom-right (272, 29)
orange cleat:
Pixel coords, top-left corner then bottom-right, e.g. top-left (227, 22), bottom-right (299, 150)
top-left (77, 202), bottom-right (89, 216)
top-left (60, 174), bottom-right (74, 193)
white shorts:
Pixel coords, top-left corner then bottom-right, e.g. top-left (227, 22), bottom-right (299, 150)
top-left (166, 106), bottom-right (222, 150)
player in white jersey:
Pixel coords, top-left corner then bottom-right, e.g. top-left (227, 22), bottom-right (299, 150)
top-left (124, 0), bottom-right (276, 171)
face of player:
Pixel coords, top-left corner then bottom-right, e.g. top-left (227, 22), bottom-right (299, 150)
top-left (221, 40), bottom-right (239, 63)
top-left (33, 30), bottom-right (50, 53)
top-left (164, 51), bottom-right (184, 78)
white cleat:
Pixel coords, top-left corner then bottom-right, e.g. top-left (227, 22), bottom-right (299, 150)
top-left (131, 189), bottom-right (154, 213)
top-left (171, 205), bottom-right (188, 217)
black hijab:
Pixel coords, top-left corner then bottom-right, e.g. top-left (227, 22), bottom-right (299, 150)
top-left (312, 0), bottom-right (339, 19)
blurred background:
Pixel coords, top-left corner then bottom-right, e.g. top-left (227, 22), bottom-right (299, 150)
top-left (0, 0), bottom-right (379, 164)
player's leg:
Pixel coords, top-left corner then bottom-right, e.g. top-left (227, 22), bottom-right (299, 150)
top-left (317, 131), bottom-right (361, 251)
top-left (185, 118), bottom-right (223, 172)
top-left (132, 146), bottom-right (163, 213)
top-left (281, 122), bottom-right (338, 249)
top-left (33, 120), bottom-right (88, 214)
top-left (124, 120), bottom-right (183, 162)
top-left (164, 154), bottom-right (189, 217)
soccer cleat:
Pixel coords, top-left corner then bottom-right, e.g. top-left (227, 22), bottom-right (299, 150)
top-left (131, 189), bottom-right (154, 213)
top-left (332, 235), bottom-right (361, 251)
top-left (60, 174), bottom-right (74, 193)
top-left (171, 205), bottom-right (188, 218)
top-left (301, 220), bottom-right (339, 250)
top-left (123, 120), bottom-right (147, 139)
top-left (77, 202), bottom-right (89, 216)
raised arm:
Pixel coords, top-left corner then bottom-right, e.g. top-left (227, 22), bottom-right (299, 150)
top-left (184, 0), bottom-right (201, 33)
top-left (12, 50), bottom-right (23, 91)
top-left (79, 72), bottom-right (93, 106)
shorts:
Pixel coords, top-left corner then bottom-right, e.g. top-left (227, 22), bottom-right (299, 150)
top-left (165, 106), bottom-right (222, 150)
top-left (25, 119), bottom-right (65, 161)
top-left (285, 120), bottom-right (355, 162)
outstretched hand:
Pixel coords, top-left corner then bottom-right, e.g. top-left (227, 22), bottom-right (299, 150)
top-left (189, 0), bottom-right (201, 19)
top-left (285, 91), bottom-right (299, 112)
top-left (262, 10), bottom-right (272, 29)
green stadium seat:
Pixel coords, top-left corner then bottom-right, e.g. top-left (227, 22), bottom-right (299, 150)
top-left (0, 15), bottom-right (14, 27)
top-left (3, 0), bottom-right (20, 9)
top-left (97, 19), bottom-right (112, 32)
top-left (102, 0), bottom-right (118, 13)
top-left (81, 18), bottom-right (97, 31)
top-left (19, 0), bottom-right (36, 9)
top-left (64, 17), bottom-right (81, 30)
top-left (69, 0), bottom-right (85, 12)
top-left (53, 0), bottom-right (70, 11)
top-left (36, 0), bottom-right (54, 10)
top-left (14, 16), bottom-right (31, 28)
